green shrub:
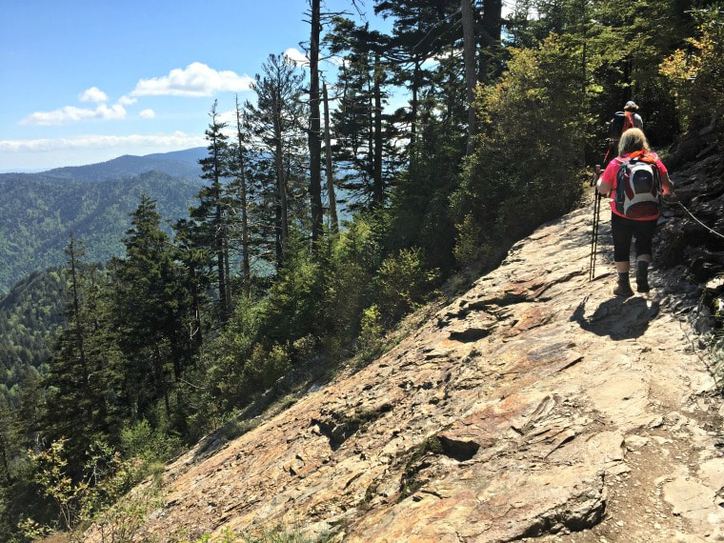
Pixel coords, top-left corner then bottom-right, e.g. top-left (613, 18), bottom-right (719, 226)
top-left (357, 305), bottom-right (384, 359)
top-left (452, 33), bottom-right (587, 253)
top-left (374, 248), bottom-right (439, 325)
top-left (321, 216), bottom-right (384, 350)
top-left (27, 437), bottom-right (155, 536)
top-left (244, 343), bottom-right (292, 391)
top-left (660, 7), bottom-right (724, 133)
top-left (119, 419), bottom-right (182, 464)
top-left (453, 213), bottom-right (484, 267)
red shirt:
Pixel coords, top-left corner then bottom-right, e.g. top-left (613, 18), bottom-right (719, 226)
top-left (601, 150), bottom-right (668, 221)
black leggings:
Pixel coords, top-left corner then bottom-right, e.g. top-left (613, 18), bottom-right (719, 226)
top-left (611, 214), bottom-right (657, 262)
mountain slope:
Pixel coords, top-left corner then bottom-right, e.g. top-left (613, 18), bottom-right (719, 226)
top-left (84, 203), bottom-right (724, 542)
top-left (0, 268), bottom-right (65, 402)
top-left (0, 147), bottom-right (206, 183)
top-left (0, 171), bottom-right (198, 293)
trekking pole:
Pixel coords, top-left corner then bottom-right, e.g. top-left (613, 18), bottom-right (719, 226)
top-left (589, 164), bottom-right (602, 281)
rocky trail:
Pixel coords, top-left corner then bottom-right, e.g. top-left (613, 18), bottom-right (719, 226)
top-left (87, 203), bottom-right (724, 542)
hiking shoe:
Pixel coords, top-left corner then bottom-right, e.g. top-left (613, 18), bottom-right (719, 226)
top-left (614, 282), bottom-right (634, 297)
top-left (636, 262), bottom-right (650, 292)
top-left (614, 272), bottom-right (633, 297)
top-left (636, 272), bottom-right (650, 292)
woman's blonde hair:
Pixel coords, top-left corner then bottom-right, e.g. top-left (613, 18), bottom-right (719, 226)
top-left (618, 128), bottom-right (650, 156)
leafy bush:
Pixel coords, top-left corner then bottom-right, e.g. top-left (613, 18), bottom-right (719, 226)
top-left (119, 419), bottom-right (182, 464)
top-left (356, 305), bottom-right (384, 360)
top-left (453, 213), bottom-right (485, 268)
top-left (27, 437), bottom-right (152, 535)
top-left (243, 343), bottom-right (292, 391)
top-left (374, 248), bottom-right (439, 325)
top-left (452, 34), bottom-right (587, 258)
top-left (262, 246), bottom-right (324, 346)
top-left (321, 216), bottom-right (384, 350)
top-left (660, 7), bottom-right (724, 133)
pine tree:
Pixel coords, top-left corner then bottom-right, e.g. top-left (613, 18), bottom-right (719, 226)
top-left (374, 0), bottom-right (460, 154)
top-left (190, 101), bottom-right (233, 319)
top-left (327, 19), bottom-right (394, 209)
top-left (42, 237), bottom-right (112, 467)
top-left (228, 95), bottom-right (253, 294)
top-left (245, 54), bottom-right (307, 268)
top-left (110, 196), bottom-right (191, 422)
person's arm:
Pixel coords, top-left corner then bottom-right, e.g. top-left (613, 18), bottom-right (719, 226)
top-left (654, 157), bottom-right (674, 196)
top-left (635, 113), bottom-right (644, 129)
top-left (597, 160), bottom-right (618, 195)
top-left (660, 170), bottom-right (674, 196)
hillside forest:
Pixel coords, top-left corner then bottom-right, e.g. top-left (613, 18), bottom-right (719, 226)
top-left (0, 0), bottom-right (722, 540)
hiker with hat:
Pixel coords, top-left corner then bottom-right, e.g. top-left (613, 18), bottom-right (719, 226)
top-left (622, 101), bottom-right (644, 129)
top-left (603, 101), bottom-right (644, 166)
top-left (596, 128), bottom-right (674, 297)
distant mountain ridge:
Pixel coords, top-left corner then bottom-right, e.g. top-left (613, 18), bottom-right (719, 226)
top-left (0, 147), bottom-right (206, 184)
top-left (0, 147), bottom-right (209, 294)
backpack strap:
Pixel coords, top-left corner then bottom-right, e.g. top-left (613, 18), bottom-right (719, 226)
top-left (615, 159), bottom-right (629, 214)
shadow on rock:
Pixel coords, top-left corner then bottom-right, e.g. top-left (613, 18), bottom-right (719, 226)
top-left (570, 295), bottom-right (660, 340)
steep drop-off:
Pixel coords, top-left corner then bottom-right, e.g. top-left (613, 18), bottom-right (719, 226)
top-left (86, 202), bottom-right (724, 542)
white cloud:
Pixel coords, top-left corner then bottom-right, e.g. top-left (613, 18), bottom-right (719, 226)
top-left (130, 62), bottom-right (253, 97)
top-left (0, 132), bottom-right (205, 153)
top-left (78, 86), bottom-right (109, 103)
top-left (118, 95), bottom-right (137, 106)
top-left (139, 108), bottom-right (156, 119)
top-left (284, 47), bottom-right (309, 67)
top-left (217, 108), bottom-right (240, 126)
top-left (21, 103), bottom-right (127, 126)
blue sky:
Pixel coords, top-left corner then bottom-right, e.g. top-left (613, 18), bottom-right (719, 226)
top-left (0, 0), bottom-right (389, 171)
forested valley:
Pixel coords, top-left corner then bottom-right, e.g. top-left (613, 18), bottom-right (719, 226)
top-left (0, 0), bottom-right (721, 540)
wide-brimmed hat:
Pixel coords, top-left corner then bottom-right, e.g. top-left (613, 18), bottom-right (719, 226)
top-left (624, 100), bottom-right (639, 111)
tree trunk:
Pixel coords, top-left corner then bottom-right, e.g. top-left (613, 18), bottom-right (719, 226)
top-left (408, 57), bottom-right (420, 170)
top-left (322, 82), bottom-right (339, 232)
top-left (478, 0), bottom-right (502, 83)
top-left (373, 51), bottom-right (384, 207)
top-left (214, 195), bottom-right (227, 319)
top-left (223, 223), bottom-right (232, 310)
top-left (235, 96), bottom-right (251, 294)
top-left (462, 0), bottom-right (478, 154)
top-left (67, 237), bottom-right (89, 391)
top-left (308, 0), bottom-right (324, 244)
top-left (189, 261), bottom-right (202, 345)
top-left (212, 137), bottom-right (228, 319)
top-left (273, 90), bottom-right (288, 267)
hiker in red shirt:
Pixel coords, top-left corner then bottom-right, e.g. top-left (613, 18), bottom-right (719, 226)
top-left (604, 101), bottom-right (644, 166)
top-left (596, 128), bottom-right (675, 297)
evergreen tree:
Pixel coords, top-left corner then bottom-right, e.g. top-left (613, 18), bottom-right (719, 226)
top-left (42, 237), bottom-right (113, 467)
top-left (228, 95), bottom-right (254, 294)
top-left (110, 196), bottom-right (191, 425)
top-left (327, 19), bottom-right (395, 209)
top-left (245, 53), bottom-right (307, 268)
top-left (374, 0), bottom-right (460, 155)
top-left (190, 101), bottom-right (233, 319)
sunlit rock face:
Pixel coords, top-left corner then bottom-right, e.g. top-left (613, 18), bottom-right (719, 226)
top-left (85, 203), bottom-right (724, 543)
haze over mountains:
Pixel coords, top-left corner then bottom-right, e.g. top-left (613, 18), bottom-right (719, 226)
top-left (0, 147), bottom-right (206, 294)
